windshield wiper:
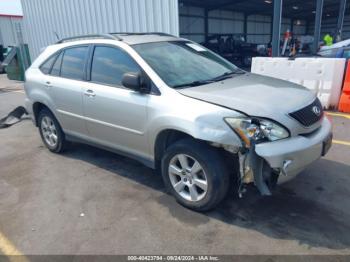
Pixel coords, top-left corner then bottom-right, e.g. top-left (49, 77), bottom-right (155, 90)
top-left (210, 69), bottom-right (245, 82)
top-left (172, 80), bottom-right (215, 89)
top-left (172, 69), bottom-right (245, 89)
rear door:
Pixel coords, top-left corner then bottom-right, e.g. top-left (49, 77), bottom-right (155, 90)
top-left (37, 53), bottom-right (61, 108)
top-left (50, 45), bottom-right (90, 135)
top-left (82, 45), bottom-right (149, 158)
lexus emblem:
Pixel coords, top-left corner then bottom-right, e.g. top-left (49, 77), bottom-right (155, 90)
top-left (312, 106), bottom-right (321, 116)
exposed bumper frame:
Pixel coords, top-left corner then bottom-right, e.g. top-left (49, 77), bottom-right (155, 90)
top-left (254, 117), bottom-right (332, 184)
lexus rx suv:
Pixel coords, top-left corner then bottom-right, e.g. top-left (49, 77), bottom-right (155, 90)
top-left (24, 33), bottom-right (332, 211)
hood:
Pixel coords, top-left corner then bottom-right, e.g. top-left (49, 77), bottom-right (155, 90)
top-left (178, 73), bottom-right (315, 118)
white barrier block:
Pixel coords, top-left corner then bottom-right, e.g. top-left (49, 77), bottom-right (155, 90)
top-left (251, 57), bottom-right (346, 109)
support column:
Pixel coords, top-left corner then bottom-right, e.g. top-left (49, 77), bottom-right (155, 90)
top-left (272, 0), bottom-right (283, 57)
top-left (313, 0), bottom-right (324, 54)
top-left (335, 0), bottom-right (347, 42)
top-left (244, 13), bottom-right (248, 42)
top-left (204, 8), bottom-right (209, 44)
top-left (270, 16), bottom-right (273, 42)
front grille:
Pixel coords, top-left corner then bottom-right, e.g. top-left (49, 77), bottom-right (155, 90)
top-left (289, 98), bottom-right (324, 127)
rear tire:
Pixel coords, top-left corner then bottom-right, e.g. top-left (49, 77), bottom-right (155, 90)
top-left (161, 138), bottom-right (230, 211)
top-left (38, 108), bottom-right (67, 153)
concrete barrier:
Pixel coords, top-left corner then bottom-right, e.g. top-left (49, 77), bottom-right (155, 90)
top-left (251, 57), bottom-right (346, 109)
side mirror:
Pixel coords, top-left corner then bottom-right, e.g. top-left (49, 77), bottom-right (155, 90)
top-left (122, 72), bottom-right (149, 93)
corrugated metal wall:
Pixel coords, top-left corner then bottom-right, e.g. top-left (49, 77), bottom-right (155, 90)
top-left (0, 16), bottom-right (22, 47)
top-left (179, 6), bottom-right (244, 43)
top-left (179, 5), bottom-right (307, 44)
top-left (179, 6), bottom-right (205, 43)
top-left (21, 0), bottom-right (179, 59)
top-left (247, 15), bottom-right (271, 44)
top-left (209, 10), bottom-right (244, 35)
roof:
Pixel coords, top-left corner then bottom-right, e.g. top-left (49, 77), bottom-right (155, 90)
top-left (181, 0), bottom-right (350, 21)
top-left (0, 14), bottom-right (22, 18)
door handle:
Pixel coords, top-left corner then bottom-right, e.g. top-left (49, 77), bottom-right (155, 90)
top-left (84, 89), bottom-right (96, 97)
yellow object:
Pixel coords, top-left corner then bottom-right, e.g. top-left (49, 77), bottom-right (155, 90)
top-left (234, 128), bottom-right (251, 148)
top-left (326, 112), bottom-right (350, 119)
top-left (0, 231), bottom-right (29, 262)
top-left (333, 139), bottom-right (350, 146)
top-left (323, 34), bottom-right (333, 46)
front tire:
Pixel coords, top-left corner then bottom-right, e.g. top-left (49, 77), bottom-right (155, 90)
top-left (161, 138), bottom-right (230, 211)
top-left (38, 108), bottom-right (67, 153)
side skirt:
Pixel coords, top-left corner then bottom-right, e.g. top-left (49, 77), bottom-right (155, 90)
top-left (65, 133), bottom-right (155, 169)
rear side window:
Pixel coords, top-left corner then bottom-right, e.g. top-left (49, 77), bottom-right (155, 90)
top-left (343, 49), bottom-right (350, 59)
top-left (51, 52), bottom-right (63, 76)
top-left (90, 46), bottom-right (140, 86)
top-left (61, 46), bottom-right (88, 80)
top-left (39, 54), bottom-right (57, 74)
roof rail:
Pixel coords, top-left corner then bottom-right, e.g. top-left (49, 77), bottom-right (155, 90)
top-left (56, 34), bottom-right (121, 44)
top-left (110, 32), bottom-right (175, 37)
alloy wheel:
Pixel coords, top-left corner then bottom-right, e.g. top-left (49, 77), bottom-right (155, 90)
top-left (168, 154), bottom-right (208, 202)
top-left (41, 116), bottom-right (58, 147)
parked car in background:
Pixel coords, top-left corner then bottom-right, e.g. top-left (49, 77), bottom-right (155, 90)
top-left (318, 39), bottom-right (350, 59)
top-left (202, 34), bottom-right (261, 67)
top-left (0, 45), bottom-right (13, 73)
top-left (24, 33), bottom-right (332, 211)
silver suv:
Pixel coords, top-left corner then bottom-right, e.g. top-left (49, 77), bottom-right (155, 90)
top-left (24, 33), bottom-right (332, 211)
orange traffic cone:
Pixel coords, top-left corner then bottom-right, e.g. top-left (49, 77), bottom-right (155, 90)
top-left (339, 61), bottom-right (350, 113)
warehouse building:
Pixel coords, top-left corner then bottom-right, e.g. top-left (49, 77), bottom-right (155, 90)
top-left (20, 0), bottom-right (179, 59)
top-left (0, 15), bottom-right (22, 48)
top-left (0, 0), bottom-right (23, 49)
top-left (18, 0), bottom-right (350, 60)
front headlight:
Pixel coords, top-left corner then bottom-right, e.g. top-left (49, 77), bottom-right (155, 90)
top-left (225, 117), bottom-right (289, 147)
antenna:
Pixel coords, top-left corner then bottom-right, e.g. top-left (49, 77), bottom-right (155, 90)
top-left (53, 31), bottom-right (60, 41)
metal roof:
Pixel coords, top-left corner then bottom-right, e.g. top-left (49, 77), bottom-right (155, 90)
top-left (181, 0), bottom-right (349, 21)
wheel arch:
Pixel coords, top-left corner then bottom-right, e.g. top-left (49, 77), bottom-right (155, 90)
top-left (154, 129), bottom-right (195, 172)
top-left (32, 102), bottom-right (55, 126)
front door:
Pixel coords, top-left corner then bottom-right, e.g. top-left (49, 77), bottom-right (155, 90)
top-left (82, 45), bottom-right (149, 158)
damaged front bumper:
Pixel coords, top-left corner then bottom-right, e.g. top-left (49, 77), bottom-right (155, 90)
top-left (239, 117), bottom-right (332, 195)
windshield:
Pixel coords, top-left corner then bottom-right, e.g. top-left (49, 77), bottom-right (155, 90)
top-left (132, 41), bottom-right (239, 88)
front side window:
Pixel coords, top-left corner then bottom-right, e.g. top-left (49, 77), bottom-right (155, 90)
top-left (60, 46), bottom-right (88, 80)
top-left (132, 41), bottom-right (238, 88)
top-left (90, 46), bottom-right (141, 86)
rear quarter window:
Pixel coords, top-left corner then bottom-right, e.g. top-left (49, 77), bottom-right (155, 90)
top-left (50, 52), bottom-right (63, 76)
top-left (39, 54), bottom-right (58, 74)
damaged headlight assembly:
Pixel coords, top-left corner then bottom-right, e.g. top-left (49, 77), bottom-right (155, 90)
top-left (225, 117), bottom-right (290, 197)
top-left (225, 117), bottom-right (289, 147)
